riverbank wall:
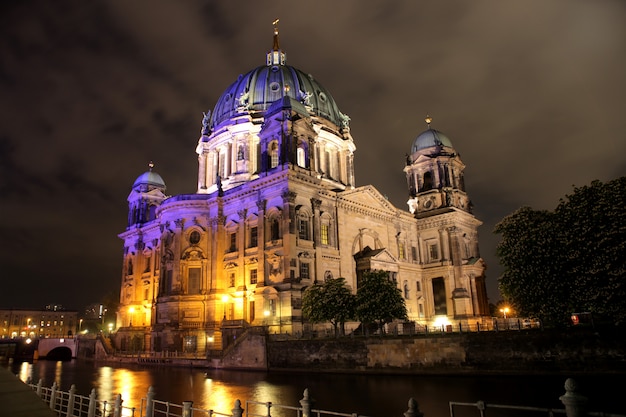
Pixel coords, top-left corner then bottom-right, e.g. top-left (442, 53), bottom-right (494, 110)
top-left (82, 327), bottom-right (626, 374)
top-left (266, 328), bottom-right (626, 374)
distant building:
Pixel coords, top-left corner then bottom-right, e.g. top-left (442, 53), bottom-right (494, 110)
top-left (114, 25), bottom-right (489, 353)
top-left (0, 307), bottom-right (78, 339)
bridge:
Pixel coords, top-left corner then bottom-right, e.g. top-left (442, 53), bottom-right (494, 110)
top-left (37, 338), bottom-right (77, 360)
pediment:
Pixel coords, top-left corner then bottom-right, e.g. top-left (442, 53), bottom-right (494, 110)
top-left (353, 246), bottom-right (398, 263)
top-left (340, 185), bottom-right (399, 213)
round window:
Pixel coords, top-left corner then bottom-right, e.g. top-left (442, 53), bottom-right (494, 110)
top-left (189, 231), bottom-right (201, 245)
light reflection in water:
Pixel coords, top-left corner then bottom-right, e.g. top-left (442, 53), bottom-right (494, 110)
top-left (5, 361), bottom-right (622, 417)
top-left (97, 366), bottom-right (152, 412)
top-left (18, 361), bottom-right (31, 382)
top-left (54, 361), bottom-right (62, 386)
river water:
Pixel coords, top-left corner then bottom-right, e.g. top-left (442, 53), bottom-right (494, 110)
top-left (2, 360), bottom-right (622, 417)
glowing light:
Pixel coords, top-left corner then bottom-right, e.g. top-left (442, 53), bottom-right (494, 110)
top-left (25, 338), bottom-right (32, 344)
top-left (221, 295), bottom-right (229, 303)
top-left (432, 316), bottom-right (450, 329)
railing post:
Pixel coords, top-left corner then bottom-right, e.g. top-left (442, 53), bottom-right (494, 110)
top-left (559, 378), bottom-right (588, 417)
top-left (183, 401), bottom-right (194, 417)
top-left (88, 388), bottom-right (97, 417)
top-left (50, 381), bottom-right (58, 410)
top-left (232, 399), bottom-right (244, 417)
top-left (300, 388), bottom-right (312, 417)
top-left (113, 393), bottom-right (123, 417)
top-left (403, 398), bottom-right (424, 417)
top-left (36, 378), bottom-right (43, 396)
top-left (66, 384), bottom-right (77, 417)
top-left (145, 386), bottom-right (156, 417)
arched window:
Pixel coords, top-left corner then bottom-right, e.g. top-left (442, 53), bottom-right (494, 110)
top-left (270, 216), bottom-right (280, 241)
top-left (297, 211), bottom-right (311, 240)
top-left (270, 142), bottom-right (279, 168)
top-left (297, 146), bottom-right (306, 168)
top-left (422, 171), bottom-right (433, 191)
top-left (320, 213), bottom-right (334, 246)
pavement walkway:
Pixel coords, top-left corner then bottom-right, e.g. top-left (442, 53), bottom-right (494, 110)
top-left (0, 366), bottom-right (57, 417)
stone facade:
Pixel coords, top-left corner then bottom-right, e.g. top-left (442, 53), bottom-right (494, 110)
top-left (113, 26), bottom-right (489, 354)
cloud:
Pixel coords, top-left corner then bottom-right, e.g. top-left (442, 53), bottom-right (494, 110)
top-left (0, 0), bottom-right (624, 308)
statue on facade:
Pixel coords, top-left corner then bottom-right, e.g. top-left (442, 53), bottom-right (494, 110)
top-left (201, 110), bottom-right (211, 135)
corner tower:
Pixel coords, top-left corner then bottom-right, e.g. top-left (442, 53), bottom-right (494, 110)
top-left (404, 116), bottom-right (489, 318)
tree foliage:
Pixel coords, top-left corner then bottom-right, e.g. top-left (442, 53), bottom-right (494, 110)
top-left (301, 277), bottom-right (355, 335)
top-left (355, 270), bottom-right (408, 333)
top-left (495, 177), bottom-right (626, 325)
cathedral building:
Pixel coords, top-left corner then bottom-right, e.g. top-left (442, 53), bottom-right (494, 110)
top-left (114, 25), bottom-right (489, 353)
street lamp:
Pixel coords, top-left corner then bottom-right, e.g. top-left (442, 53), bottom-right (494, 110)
top-left (500, 307), bottom-right (510, 319)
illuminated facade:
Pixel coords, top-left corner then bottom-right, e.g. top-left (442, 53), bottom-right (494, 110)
top-left (0, 308), bottom-right (78, 339)
top-left (115, 25), bottom-right (488, 353)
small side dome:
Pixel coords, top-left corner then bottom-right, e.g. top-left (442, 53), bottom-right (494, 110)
top-left (411, 129), bottom-right (454, 153)
top-left (132, 163), bottom-right (166, 191)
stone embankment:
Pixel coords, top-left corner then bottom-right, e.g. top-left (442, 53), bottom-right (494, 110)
top-left (84, 327), bottom-right (626, 374)
top-left (265, 328), bottom-right (626, 374)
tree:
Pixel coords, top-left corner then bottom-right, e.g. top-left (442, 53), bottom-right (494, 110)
top-left (495, 207), bottom-right (570, 325)
top-left (495, 177), bottom-right (626, 326)
top-left (302, 277), bottom-right (355, 336)
top-left (556, 178), bottom-right (626, 324)
top-left (355, 270), bottom-right (408, 334)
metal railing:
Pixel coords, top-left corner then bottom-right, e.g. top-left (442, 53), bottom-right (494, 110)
top-left (27, 377), bottom-right (621, 417)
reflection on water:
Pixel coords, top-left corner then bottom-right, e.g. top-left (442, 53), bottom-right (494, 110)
top-left (3, 360), bottom-right (622, 417)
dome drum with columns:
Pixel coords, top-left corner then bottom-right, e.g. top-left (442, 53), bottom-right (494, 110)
top-left (114, 24), bottom-right (489, 356)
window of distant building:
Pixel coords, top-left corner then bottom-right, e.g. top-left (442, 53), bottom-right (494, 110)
top-left (319, 213), bottom-right (334, 247)
top-left (144, 255), bottom-right (151, 273)
top-left (188, 267), bottom-right (201, 294)
top-left (249, 226), bottom-right (258, 247)
top-left (398, 242), bottom-right (406, 260)
top-left (269, 216), bottom-right (280, 241)
top-left (270, 142), bottom-right (279, 168)
top-left (422, 171), bottom-right (434, 191)
top-left (299, 262), bottom-right (310, 279)
top-left (320, 224), bottom-right (329, 245)
top-left (228, 231), bottom-right (237, 253)
top-left (427, 240), bottom-right (439, 262)
top-left (297, 145), bottom-right (306, 168)
top-left (298, 212), bottom-right (310, 240)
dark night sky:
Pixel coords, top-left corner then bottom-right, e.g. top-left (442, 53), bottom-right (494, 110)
top-left (1, 1), bottom-right (625, 311)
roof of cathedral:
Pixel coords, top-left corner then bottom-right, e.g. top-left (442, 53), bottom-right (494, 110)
top-left (411, 128), bottom-right (454, 153)
top-left (206, 23), bottom-right (348, 132)
top-left (133, 163), bottom-right (165, 189)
